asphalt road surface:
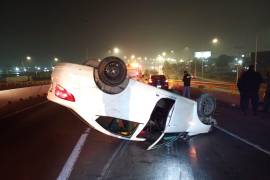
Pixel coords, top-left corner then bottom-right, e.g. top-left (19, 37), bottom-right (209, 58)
top-left (0, 101), bottom-right (270, 180)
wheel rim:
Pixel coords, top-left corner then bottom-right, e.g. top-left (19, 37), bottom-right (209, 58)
top-left (202, 97), bottom-right (214, 116)
top-left (104, 62), bottom-right (121, 80)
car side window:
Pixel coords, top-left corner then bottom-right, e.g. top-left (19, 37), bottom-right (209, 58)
top-left (96, 116), bottom-right (139, 137)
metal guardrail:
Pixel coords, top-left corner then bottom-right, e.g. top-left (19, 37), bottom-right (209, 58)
top-left (168, 79), bottom-right (267, 102)
top-left (168, 79), bottom-right (238, 94)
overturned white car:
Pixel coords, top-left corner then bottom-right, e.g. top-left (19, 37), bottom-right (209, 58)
top-left (47, 56), bottom-right (216, 150)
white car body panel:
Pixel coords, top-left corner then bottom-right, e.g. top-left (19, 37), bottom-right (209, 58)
top-left (48, 62), bottom-right (212, 142)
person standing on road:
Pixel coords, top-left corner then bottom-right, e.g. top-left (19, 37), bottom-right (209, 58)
top-left (240, 65), bottom-right (263, 115)
top-left (182, 70), bottom-right (192, 98)
top-left (237, 69), bottom-right (247, 113)
top-left (263, 71), bottom-right (270, 112)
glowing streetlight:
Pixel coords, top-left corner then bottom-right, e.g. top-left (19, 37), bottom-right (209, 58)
top-left (113, 47), bottom-right (120, 54)
top-left (157, 55), bottom-right (164, 62)
top-left (236, 59), bottom-right (244, 82)
top-left (21, 56), bottom-right (31, 70)
top-left (212, 38), bottom-right (219, 44)
top-left (54, 57), bottom-right (59, 62)
top-left (26, 56), bottom-right (31, 61)
top-left (162, 52), bottom-right (167, 57)
top-left (238, 59), bottom-right (243, 65)
top-left (131, 54), bottom-right (135, 60)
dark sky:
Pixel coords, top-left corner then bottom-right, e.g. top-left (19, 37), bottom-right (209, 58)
top-left (1, 0), bottom-right (270, 66)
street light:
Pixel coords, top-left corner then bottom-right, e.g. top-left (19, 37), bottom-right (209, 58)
top-left (21, 56), bottom-right (31, 71)
top-left (162, 52), bottom-right (166, 57)
top-left (26, 56), bottom-right (31, 61)
top-left (113, 47), bottom-right (120, 54)
top-left (212, 38), bottom-right (219, 44)
top-left (236, 59), bottom-right (243, 82)
top-left (131, 54), bottom-right (135, 60)
top-left (54, 57), bottom-right (59, 62)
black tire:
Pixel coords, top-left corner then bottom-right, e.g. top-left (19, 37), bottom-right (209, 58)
top-left (98, 56), bottom-right (127, 86)
top-left (94, 56), bottom-right (129, 94)
top-left (197, 94), bottom-right (216, 118)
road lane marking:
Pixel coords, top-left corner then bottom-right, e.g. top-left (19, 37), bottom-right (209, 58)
top-left (98, 141), bottom-right (128, 180)
top-left (57, 128), bottom-right (90, 180)
top-left (215, 125), bottom-right (270, 156)
top-left (0, 100), bottom-right (48, 120)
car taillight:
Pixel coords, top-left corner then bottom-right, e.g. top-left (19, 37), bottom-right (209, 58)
top-left (55, 84), bottom-right (75, 102)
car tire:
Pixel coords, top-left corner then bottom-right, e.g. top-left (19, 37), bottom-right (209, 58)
top-left (197, 94), bottom-right (216, 124)
top-left (94, 56), bottom-right (129, 94)
top-left (98, 56), bottom-right (127, 86)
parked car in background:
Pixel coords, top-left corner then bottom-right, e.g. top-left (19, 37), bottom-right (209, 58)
top-left (148, 75), bottom-right (168, 89)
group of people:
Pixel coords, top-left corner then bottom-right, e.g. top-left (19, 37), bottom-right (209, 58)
top-left (181, 65), bottom-right (270, 115)
top-left (237, 65), bottom-right (270, 115)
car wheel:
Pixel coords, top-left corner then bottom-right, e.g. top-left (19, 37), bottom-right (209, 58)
top-left (94, 56), bottom-right (129, 94)
top-left (98, 56), bottom-right (127, 86)
top-left (197, 94), bottom-right (216, 124)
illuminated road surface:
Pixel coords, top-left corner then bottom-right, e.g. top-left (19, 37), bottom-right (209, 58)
top-left (0, 102), bottom-right (269, 180)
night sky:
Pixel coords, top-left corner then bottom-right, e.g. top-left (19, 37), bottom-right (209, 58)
top-left (1, 0), bottom-right (270, 66)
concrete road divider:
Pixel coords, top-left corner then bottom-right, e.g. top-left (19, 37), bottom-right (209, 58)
top-left (0, 85), bottom-right (50, 109)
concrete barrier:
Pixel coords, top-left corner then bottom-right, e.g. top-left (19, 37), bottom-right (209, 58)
top-left (0, 85), bottom-right (50, 109)
top-left (0, 80), bottom-right (51, 90)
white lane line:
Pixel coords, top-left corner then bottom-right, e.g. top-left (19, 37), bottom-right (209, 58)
top-left (57, 128), bottom-right (90, 180)
top-left (0, 100), bottom-right (48, 120)
top-left (215, 125), bottom-right (270, 156)
top-left (98, 141), bottom-right (127, 180)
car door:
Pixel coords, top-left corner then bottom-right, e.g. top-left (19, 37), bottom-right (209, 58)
top-left (140, 98), bottom-right (176, 150)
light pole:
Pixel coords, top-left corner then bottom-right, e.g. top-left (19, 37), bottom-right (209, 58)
top-left (255, 34), bottom-right (258, 71)
top-left (194, 59), bottom-right (197, 77)
top-left (236, 59), bottom-right (243, 82)
top-left (179, 59), bottom-right (184, 75)
top-left (51, 57), bottom-right (59, 69)
top-left (201, 58), bottom-right (204, 78)
top-left (21, 56), bottom-right (31, 71)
